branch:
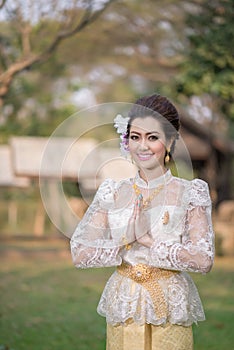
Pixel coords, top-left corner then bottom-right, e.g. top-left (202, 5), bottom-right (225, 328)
top-left (0, 0), bottom-right (116, 106)
top-left (20, 23), bottom-right (32, 57)
top-left (42, 0), bottom-right (116, 60)
top-left (0, 0), bottom-right (7, 10)
top-left (0, 56), bottom-right (38, 97)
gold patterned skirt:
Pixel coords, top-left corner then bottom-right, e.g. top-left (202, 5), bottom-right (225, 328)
top-left (106, 263), bottom-right (194, 349)
top-left (106, 321), bottom-right (193, 350)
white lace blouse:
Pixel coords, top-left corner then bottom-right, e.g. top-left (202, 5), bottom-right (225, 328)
top-left (70, 170), bottom-right (215, 326)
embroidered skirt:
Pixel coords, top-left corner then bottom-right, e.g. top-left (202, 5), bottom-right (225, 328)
top-left (106, 321), bottom-right (193, 350)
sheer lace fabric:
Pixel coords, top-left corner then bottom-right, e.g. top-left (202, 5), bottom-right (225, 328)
top-left (70, 170), bottom-right (214, 326)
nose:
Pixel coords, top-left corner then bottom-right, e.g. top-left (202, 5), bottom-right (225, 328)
top-left (139, 137), bottom-right (149, 150)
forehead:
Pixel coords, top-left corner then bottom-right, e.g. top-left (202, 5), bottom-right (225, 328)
top-left (130, 116), bottom-right (164, 133)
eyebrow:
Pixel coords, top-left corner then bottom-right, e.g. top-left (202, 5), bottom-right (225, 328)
top-left (130, 131), bottom-right (160, 135)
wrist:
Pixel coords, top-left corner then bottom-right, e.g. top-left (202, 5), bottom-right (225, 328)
top-left (137, 234), bottom-right (153, 247)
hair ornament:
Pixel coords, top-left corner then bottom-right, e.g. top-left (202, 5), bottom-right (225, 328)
top-left (114, 114), bottom-right (130, 158)
top-left (114, 114), bottom-right (129, 134)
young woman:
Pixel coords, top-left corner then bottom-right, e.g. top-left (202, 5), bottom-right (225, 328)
top-left (70, 94), bottom-right (214, 350)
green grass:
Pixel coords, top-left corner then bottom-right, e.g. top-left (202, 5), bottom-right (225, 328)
top-left (0, 251), bottom-right (108, 349)
top-left (0, 241), bottom-right (233, 350)
top-left (192, 261), bottom-right (234, 350)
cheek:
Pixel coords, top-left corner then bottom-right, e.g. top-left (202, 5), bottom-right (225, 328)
top-left (152, 141), bottom-right (165, 155)
top-left (128, 140), bottom-right (137, 152)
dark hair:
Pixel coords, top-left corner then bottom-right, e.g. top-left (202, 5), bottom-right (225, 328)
top-left (127, 93), bottom-right (180, 156)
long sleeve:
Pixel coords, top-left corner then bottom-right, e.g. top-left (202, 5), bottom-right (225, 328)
top-left (70, 179), bottom-right (122, 268)
top-left (149, 179), bottom-right (215, 273)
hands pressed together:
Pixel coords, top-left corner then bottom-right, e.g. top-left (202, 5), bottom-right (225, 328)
top-left (123, 194), bottom-right (153, 248)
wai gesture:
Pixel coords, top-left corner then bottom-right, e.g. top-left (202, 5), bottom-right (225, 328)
top-left (124, 194), bottom-right (153, 248)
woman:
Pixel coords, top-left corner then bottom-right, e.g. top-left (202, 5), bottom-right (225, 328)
top-left (70, 94), bottom-right (214, 350)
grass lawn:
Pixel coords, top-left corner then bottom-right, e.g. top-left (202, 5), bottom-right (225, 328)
top-left (0, 238), bottom-right (233, 350)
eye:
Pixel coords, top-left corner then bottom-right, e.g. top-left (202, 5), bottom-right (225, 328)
top-left (130, 135), bottom-right (139, 140)
top-left (148, 135), bottom-right (159, 141)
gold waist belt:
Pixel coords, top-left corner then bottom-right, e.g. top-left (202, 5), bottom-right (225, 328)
top-left (117, 263), bottom-right (179, 319)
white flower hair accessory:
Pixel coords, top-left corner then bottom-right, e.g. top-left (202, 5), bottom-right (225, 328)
top-left (114, 114), bottom-right (130, 157)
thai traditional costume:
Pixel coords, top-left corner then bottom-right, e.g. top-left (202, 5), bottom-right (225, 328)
top-left (70, 170), bottom-right (214, 350)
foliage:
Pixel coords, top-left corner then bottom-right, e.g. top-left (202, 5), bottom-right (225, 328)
top-left (0, 57), bottom-right (76, 142)
top-left (0, 0), bottom-right (187, 140)
top-left (174, 0), bottom-right (234, 122)
top-left (0, 0), bottom-right (116, 106)
top-left (58, 0), bottom-right (187, 87)
top-left (1, 0), bottom-right (233, 141)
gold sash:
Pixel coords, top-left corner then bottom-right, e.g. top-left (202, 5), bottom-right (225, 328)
top-left (117, 263), bottom-right (178, 319)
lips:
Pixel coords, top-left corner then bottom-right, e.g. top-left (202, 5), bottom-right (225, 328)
top-left (137, 153), bottom-right (154, 161)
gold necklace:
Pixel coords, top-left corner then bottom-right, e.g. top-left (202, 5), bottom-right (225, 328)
top-left (132, 183), bottom-right (164, 209)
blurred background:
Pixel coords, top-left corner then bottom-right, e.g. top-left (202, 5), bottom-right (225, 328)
top-left (0, 1), bottom-right (233, 349)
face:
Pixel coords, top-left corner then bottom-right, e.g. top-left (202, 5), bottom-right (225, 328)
top-left (128, 116), bottom-right (168, 174)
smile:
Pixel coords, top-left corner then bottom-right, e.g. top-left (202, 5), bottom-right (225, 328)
top-left (137, 153), bottom-right (154, 161)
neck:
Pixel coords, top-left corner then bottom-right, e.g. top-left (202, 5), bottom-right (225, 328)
top-left (139, 166), bottom-right (168, 183)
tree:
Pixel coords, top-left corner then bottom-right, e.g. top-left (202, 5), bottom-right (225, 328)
top-left (0, 0), bottom-right (190, 138)
top-left (55, 0), bottom-right (189, 100)
top-left (0, 0), bottom-right (116, 107)
top-left (173, 0), bottom-right (234, 124)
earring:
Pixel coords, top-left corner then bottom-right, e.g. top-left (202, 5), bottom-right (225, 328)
top-left (165, 149), bottom-right (170, 163)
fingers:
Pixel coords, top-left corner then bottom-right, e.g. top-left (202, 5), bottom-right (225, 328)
top-left (138, 193), bottom-right (143, 207)
top-left (132, 194), bottom-right (142, 219)
top-left (135, 194), bottom-right (143, 215)
top-left (126, 194), bottom-right (147, 245)
top-left (135, 196), bottom-right (149, 240)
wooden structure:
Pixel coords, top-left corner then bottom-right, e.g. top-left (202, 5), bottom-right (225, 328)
top-left (9, 136), bottom-right (136, 189)
top-left (179, 113), bottom-right (234, 205)
top-left (6, 122), bottom-right (234, 205)
top-left (8, 136), bottom-right (136, 236)
top-left (0, 145), bottom-right (29, 188)
top-left (1, 122), bottom-right (233, 249)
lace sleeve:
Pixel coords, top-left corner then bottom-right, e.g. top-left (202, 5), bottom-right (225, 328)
top-left (70, 179), bottom-right (122, 268)
top-left (150, 179), bottom-right (215, 273)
